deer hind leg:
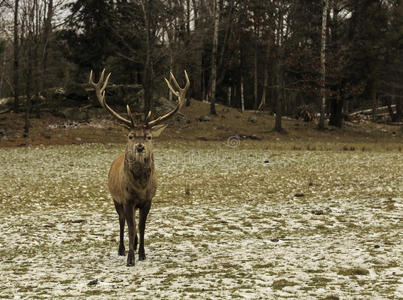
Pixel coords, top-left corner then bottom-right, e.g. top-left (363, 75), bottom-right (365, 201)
top-left (124, 203), bottom-right (137, 267)
top-left (138, 201), bottom-right (152, 261)
top-left (114, 200), bottom-right (125, 256)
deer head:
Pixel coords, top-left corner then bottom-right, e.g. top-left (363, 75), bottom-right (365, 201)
top-left (89, 69), bottom-right (190, 167)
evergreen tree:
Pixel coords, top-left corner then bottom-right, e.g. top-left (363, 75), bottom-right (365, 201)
top-left (62, 0), bottom-right (115, 78)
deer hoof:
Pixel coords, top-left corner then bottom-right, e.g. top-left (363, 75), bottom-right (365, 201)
top-left (127, 251), bottom-right (135, 266)
top-left (139, 252), bottom-right (146, 261)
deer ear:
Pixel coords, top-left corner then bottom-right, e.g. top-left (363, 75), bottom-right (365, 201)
top-left (151, 124), bottom-right (168, 137)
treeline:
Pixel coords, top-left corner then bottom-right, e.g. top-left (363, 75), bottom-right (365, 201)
top-left (0, 0), bottom-right (402, 131)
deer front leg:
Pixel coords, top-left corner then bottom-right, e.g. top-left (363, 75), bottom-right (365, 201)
top-left (124, 203), bottom-right (137, 267)
top-left (138, 201), bottom-right (152, 261)
top-left (114, 200), bottom-right (125, 256)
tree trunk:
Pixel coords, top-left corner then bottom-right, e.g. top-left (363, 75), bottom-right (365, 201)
top-left (0, 50), bottom-right (6, 99)
top-left (370, 81), bottom-right (377, 122)
top-left (215, 1), bottom-right (234, 89)
top-left (396, 97), bottom-right (402, 122)
top-left (168, 52), bottom-right (173, 102)
top-left (41, 0), bottom-right (53, 94)
top-left (166, 0), bottom-right (173, 103)
top-left (240, 75), bottom-right (245, 113)
top-left (318, 0), bottom-right (329, 130)
top-left (191, 0), bottom-right (203, 100)
top-left (227, 86), bottom-right (231, 106)
top-left (141, 0), bottom-right (154, 116)
top-left (253, 8), bottom-right (259, 110)
top-left (25, 35), bottom-right (34, 136)
top-left (186, 0), bottom-right (190, 35)
top-left (210, 0), bottom-right (219, 115)
top-left (32, 0), bottom-right (40, 118)
top-left (328, 96), bottom-right (344, 128)
top-left (167, 24), bottom-right (174, 103)
top-left (274, 55), bottom-right (283, 132)
top-left (253, 38), bottom-right (258, 110)
top-left (258, 36), bottom-right (271, 110)
top-left (274, 2), bottom-right (283, 132)
top-left (386, 96), bottom-right (396, 122)
top-left (13, 0), bottom-right (20, 113)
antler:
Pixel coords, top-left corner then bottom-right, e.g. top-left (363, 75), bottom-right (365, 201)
top-left (147, 70), bottom-right (190, 128)
top-left (89, 69), bottom-right (133, 128)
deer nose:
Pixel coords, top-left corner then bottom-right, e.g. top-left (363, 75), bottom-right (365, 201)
top-left (136, 144), bottom-right (145, 153)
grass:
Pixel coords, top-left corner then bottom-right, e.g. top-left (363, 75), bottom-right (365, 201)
top-left (0, 140), bottom-right (402, 298)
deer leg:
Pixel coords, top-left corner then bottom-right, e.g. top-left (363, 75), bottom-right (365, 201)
top-left (114, 200), bottom-right (125, 256)
top-left (124, 203), bottom-right (137, 267)
top-left (138, 201), bottom-right (151, 261)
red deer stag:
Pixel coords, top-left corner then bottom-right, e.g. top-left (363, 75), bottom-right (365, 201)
top-left (89, 69), bottom-right (190, 266)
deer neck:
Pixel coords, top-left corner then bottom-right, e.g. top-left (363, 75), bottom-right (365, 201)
top-left (124, 153), bottom-right (154, 190)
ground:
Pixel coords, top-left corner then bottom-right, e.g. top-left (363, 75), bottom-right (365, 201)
top-left (0, 141), bottom-right (402, 299)
top-left (0, 101), bottom-right (402, 298)
top-left (0, 100), bottom-right (402, 148)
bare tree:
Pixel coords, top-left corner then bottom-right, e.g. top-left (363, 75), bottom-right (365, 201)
top-left (41, 0), bottom-right (53, 92)
top-left (318, 0), bottom-right (329, 130)
top-left (209, 0), bottom-right (219, 115)
top-left (273, 0), bottom-right (285, 132)
top-left (258, 35), bottom-right (271, 111)
top-left (252, 3), bottom-right (260, 110)
top-left (139, 0), bottom-right (154, 117)
top-left (13, 0), bottom-right (20, 113)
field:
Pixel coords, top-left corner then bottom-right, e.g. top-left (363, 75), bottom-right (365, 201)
top-left (0, 140), bottom-right (401, 299)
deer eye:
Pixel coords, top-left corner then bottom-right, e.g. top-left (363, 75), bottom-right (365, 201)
top-left (146, 135), bottom-right (152, 140)
top-left (128, 135), bottom-right (134, 140)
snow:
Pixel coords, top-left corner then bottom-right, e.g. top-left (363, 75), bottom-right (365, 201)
top-left (0, 142), bottom-right (402, 299)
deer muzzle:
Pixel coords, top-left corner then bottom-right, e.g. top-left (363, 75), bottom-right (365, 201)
top-left (136, 144), bottom-right (145, 153)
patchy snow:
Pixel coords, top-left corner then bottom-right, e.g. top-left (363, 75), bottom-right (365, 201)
top-left (0, 143), bottom-right (402, 299)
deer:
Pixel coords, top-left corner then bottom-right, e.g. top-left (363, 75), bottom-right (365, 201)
top-left (89, 69), bottom-right (190, 267)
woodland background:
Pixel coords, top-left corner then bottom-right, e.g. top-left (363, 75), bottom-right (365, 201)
top-left (0, 0), bottom-right (402, 134)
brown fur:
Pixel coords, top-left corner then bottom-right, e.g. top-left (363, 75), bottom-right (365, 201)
top-left (108, 128), bottom-right (161, 266)
top-left (108, 153), bottom-right (157, 205)
top-left (90, 69), bottom-right (189, 267)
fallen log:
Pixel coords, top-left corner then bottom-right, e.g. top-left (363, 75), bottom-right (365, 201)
top-left (350, 104), bottom-right (396, 116)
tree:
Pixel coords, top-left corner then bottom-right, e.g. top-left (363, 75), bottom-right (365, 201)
top-left (13, 0), bottom-right (19, 113)
top-left (380, 0), bottom-right (403, 122)
top-left (273, 0), bottom-right (289, 132)
top-left (41, 0), bottom-right (53, 92)
top-left (0, 39), bottom-right (6, 99)
top-left (64, 0), bottom-right (115, 77)
top-left (139, 0), bottom-right (155, 116)
top-left (318, 0), bottom-right (329, 130)
top-left (209, 0), bottom-right (219, 115)
top-left (344, 0), bottom-right (389, 123)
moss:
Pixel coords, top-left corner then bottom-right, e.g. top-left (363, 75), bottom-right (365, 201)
top-left (322, 296), bottom-right (340, 300)
top-left (311, 276), bottom-right (332, 287)
top-left (306, 269), bottom-right (325, 274)
top-left (338, 267), bottom-right (369, 276)
top-left (254, 262), bottom-right (275, 269)
top-left (272, 279), bottom-right (297, 290)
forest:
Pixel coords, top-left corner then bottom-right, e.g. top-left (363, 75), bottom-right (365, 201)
top-left (0, 0), bottom-right (402, 134)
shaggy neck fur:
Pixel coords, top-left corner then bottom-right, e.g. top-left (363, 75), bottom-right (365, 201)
top-left (124, 153), bottom-right (154, 189)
